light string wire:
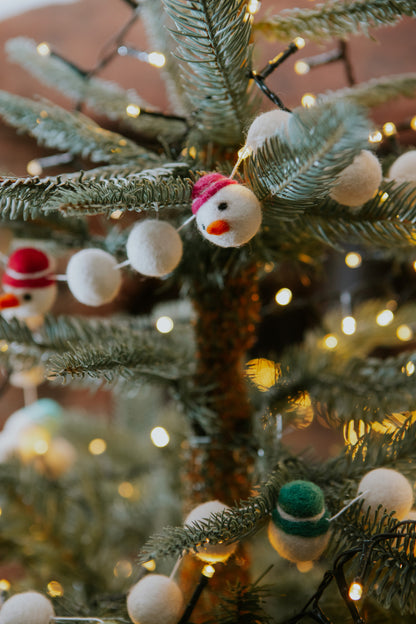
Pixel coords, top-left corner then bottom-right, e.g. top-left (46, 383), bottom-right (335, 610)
top-left (280, 519), bottom-right (416, 624)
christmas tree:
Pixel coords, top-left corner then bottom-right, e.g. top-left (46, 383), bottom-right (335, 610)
top-left (0, 0), bottom-right (416, 623)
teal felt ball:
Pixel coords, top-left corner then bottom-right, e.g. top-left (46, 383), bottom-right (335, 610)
top-left (268, 480), bottom-right (330, 563)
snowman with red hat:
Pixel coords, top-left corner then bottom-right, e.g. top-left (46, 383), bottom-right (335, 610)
top-left (191, 173), bottom-right (262, 248)
top-left (0, 247), bottom-right (57, 330)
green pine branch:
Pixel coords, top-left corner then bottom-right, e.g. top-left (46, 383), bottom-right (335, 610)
top-left (244, 101), bottom-right (370, 206)
top-left (6, 37), bottom-right (188, 144)
top-left (43, 164), bottom-right (195, 216)
top-left (0, 91), bottom-right (160, 166)
top-left (203, 582), bottom-right (273, 624)
top-left (253, 0), bottom-right (416, 43)
top-left (164, 0), bottom-right (258, 145)
top-left (138, 469), bottom-right (289, 563)
top-left (0, 314), bottom-right (195, 389)
top-left (141, 0), bottom-right (192, 116)
top-left (265, 340), bottom-right (416, 426)
top-left (259, 181), bottom-right (416, 256)
top-left (320, 73), bottom-right (416, 108)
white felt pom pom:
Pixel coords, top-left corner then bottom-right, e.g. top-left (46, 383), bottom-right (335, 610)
top-left (127, 574), bottom-right (183, 624)
top-left (267, 523), bottom-right (330, 564)
top-left (184, 500), bottom-right (237, 563)
top-left (0, 591), bottom-right (55, 624)
top-left (191, 174), bottom-right (261, 248)
top-left (126, 220), bottom-right (183, 277)
top-left (329, 150), bottom-right (382, 207)
top-left (388, 151), bottom-right (416, 183)
top-left (66, 249), bottom-right (122, 307)
top-left (245, 109), bottom-right (291, 153)
top-left (357, 468), bottom-right (413, 519)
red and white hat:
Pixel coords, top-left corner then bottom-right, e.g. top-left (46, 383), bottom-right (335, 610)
top-left (2, 248), bottom-right (56, 289)
top-left (191, 173), bottom-right (237, 215)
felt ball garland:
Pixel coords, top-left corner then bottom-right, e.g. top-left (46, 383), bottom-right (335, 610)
top-left (329, 149), bottom-right (382, 207)
top-left (127, 574), bottom-right (183, 624)
top-left (268, 480), bottom-right (331, 563)
top-left (66, 248), bottom-right (122, 307)
top-left (245, 109), bottom-right (291, 153)
top-left (191, 173), bottom-right (262, 248)
top-left (0, 591), bottom-right (55, 624)
top-left (388, 150), bottom-right (416, 183)
top-left (357, 467), bottom-right (413, 519)
top-left (126, 220), bottom-right (183, 277)
top-left (184, 499), bottom-right (237, 563)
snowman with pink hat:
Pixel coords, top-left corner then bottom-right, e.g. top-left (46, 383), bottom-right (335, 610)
top-left (191, 173), bottom-right (262, 248)
top-left (0, 247), bottom-right (57, 330)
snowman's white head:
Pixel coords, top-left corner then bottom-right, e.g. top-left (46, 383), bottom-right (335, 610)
top-left (0, 247), bottom-right (57, 322)
top-left (191, 173), bottom-right (262, 248)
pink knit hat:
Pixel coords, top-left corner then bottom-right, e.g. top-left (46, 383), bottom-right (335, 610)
top-left (191, 173), bottom-right (238, 215)
top-left (2, 248), bottom-right (56, 289)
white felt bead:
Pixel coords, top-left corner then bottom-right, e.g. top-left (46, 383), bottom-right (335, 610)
top-left (388, 151), bottom-right (416, 183)
top-left (267, 522), bottom-right (330, 564)
top-left (357, 468), bottom-right (413, 519)
top-left (66, 249), bottom-right (122, 307)
top-left (184, 500), bottom-right (237, 563)
top-left (0, 591), bottom-right (55, 624)
top-left (126, 220), bottom-right (183, 277)
top-left (195, 185), bottom-right (262, 248)
top-left (246, 109), bottom-right (291, 153)
top-left (329, 150), bottom-right (382, 207)
top-left (127, 574), bottom-right (183, 624)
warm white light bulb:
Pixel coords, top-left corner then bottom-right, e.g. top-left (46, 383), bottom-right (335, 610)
top-left (126, 103), bottom-right (141, 118)
top-left (293, 37), bottom-right (306, 49)
top-left (348, 581), bottom-right (363, 601)
top-left (202, 564), bottom-right (216, 578)
top-left (368, 130), bottom-right (383, 143)
top-left (376, 309), bottom-right (394, 327)
top-left (88, 438), bottom-right (107, 455)
top-left (247, 0), bottom-right (261, 14)
top-left (27, 159), bottom-right (43, 176)
top-left (156, 316), bottom-right (174, 333)
top-left (301, 93), bottom-right (316, 108)
top-left (411, 116), bottom-right (416, 131)
top-left (382, 121), bottom-right (397, 137)
top-left (324, 334), bottom-right (338, 349)
top-left (345, 252), bottom-right (362, 268)
top-left (275, 288), bottom-right (292, 306)
top-left (397, 324), bottom-right (413, 341)
top-left (148, 52), bottom-right (166, 67)
top-left (37, 42), bottom-right (51, 56)
top-left (294, 60), bottom-right (310, 75)
top-left (150, 426), bottom-right (170, 448)
top-left (342, 316), bottom-right (356, 335)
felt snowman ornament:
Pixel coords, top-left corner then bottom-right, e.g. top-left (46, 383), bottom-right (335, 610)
top-left (268, 480), bottom-right (331, 563)
top-left (184, 499), bottom-right (237, 563)
top-left (0, 591), bottom-right (55, 624)
top-left (357, 467), bottom-right (413, 520)
top-left (191, 173), bottom-right (262, 248)
top-left (127, 574), bottom-right (183, 624)
top-left (0, 247), bottom-right (57, 330)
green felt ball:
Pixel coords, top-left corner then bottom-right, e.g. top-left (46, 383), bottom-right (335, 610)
top-left (278, 480), bottom-right (325, 518)
top-left (271, 481), bottom-right (330, 538)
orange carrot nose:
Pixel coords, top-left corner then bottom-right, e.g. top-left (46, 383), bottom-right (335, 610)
top-left (206, 220), bottom-right (230, 236)
top-left (0, 293), bottom-right (20, 309)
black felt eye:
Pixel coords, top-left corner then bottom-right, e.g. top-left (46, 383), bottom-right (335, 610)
top-left (22, 293), bottom-right (32, 301)
top-left (218, 202), bottom-right (228, 211)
